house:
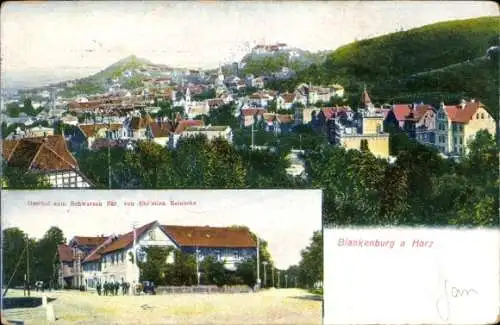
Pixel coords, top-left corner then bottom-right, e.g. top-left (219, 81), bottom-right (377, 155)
top-left (240, 108), bottom-right (267, 127)
top-left (333, 89), bottom-right (390, 159)
top-left (60, 115), bottom-right (79, 126)
top-left (5, 126), bottom-right (54, 140)
top-left (125, 115), bottom-right (154, 139)
top-left (303, 106), bottom-right (353, 124)
top-left (181, 125), bottom-right (233, 144)
top-left (263, 113), bottom-right (294, 135)
top-left (147, 119), bottom-right (173, 147)
top-left (435, 99), bottom-right (496, 156)
top-left (2, 135), bottom-right (94, 188)
top-left (384, 103), bottom-right (435, 140)
top-left (186, 101), bottom-right (210, 118)
top-left (168, 119), bottom-right (205, 148)
top-left (77, 123), bottom-right (125, 149)
top-left (57, 236), bottom-right (111, 288)
top-left (57, 221), bottom-right (257, 289)
top-left (277, 93), bottom-right (297, 110)
top-left (295, 83), bottom-right (344, 105)
top-left (248, 92), bottom-right (273, 108)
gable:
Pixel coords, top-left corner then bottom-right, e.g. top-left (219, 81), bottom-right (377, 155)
top-left (137, 223), bottom-right (178, 248)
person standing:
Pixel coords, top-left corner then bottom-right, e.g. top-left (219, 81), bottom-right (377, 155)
top-left (96, 282), bottom-right (102, 296)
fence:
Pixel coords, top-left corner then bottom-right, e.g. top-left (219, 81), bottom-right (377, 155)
top-left (155, 285), bottom-right (251, 294)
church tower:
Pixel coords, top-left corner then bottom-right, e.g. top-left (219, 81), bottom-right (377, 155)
top-left (184, 87), bottom-right (191, 116)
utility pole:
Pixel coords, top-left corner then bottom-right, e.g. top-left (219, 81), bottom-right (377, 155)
top-left (262, 261), bottom-right (268, 288)
top-left (195, 246), bottom-right (200, 286)
top-left (108, 129), bottom-right (111, 189)
top-left (251, 122), bottom-right (255, 150)
top-left (256, 236), bottom-right (260, 288)
top-left (26, 237), bottom-right (30, 297)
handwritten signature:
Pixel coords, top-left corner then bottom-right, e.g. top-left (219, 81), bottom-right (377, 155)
top-left (435, 280), bottom-right (478, 321)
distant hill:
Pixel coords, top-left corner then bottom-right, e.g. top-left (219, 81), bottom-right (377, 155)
top-left (401, 56), bottom-right (499, 118)
top-left (18, 55), bottom-right (168, 97)
top-left (292, 16), bottom-right (499, 116)
top-left (322, 16), bottom-right (498, 83)
top-left (237, 48), bottom-right (330, 77)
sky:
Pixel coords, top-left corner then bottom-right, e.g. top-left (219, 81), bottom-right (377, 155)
top-left (1, 190), bottom-right (322, 270)
top-left (1, 1), bottom-right (498, 87)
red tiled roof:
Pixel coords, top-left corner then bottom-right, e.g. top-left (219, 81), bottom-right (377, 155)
top-left (58, 244), bottom-right (74, 262)
top-left (320, 107), bottom-right (352, 120)
top-left (174, 119), bottom-right (204, 134)
top-left (79, 124), bottom-right (108, 138)
top-left (392, 104), bottom-right (433, 122)
top-left (129, 115), bottom-right (153, 130)
top-left (71, 236), bottom-right (107, 247)
top-left (445, 101), bottom-right (482, 123)
top-left (149, 121), bottom-right (173, 137)
top-left (99, 221), bottom-right (157, 254)
top-left (241, 108), bottom-right (267, 116)
top-left (162, 225), bottom-right (257, 248)
top-left (2, 135), bottom-right (79, 171)
top-left (392, 104), bottom-right (412, 121)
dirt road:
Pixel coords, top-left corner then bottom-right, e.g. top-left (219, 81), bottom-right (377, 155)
top-left (3, 288), bottom-right (321, 324)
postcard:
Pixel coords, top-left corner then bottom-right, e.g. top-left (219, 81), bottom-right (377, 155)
top-left (1, 189), bottom-right (323, 324)
top-left (1, 1), bottom-right (499, 325)
top-left (323, 227), bottom-right (500, 325)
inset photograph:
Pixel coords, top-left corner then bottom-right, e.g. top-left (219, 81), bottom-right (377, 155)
top-left (1, 190), bottom-right (323, 325)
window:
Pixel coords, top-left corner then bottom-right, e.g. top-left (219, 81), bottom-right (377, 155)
top-left (476, 113), bottom-right (479, 119)
top-left (459, 138), bottom-right (462, 145)
top-left (481, 113), bottom-right (484, 119)
top-left (214, 249), bottom-right (221, 260)
top-left (234, 250), bottom-right (239, 260)
top-left (121, 252), bottom-right (124, 263)
top-left (439, 123), bottom-right (445, 131)
top-left (148, 230), bottom-right (156, 240)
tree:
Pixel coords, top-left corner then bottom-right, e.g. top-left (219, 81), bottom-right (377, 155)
top-left (165, 250), bottom-right (197, 286)
top-left (138, 246), bottom-right (172, 285)
top-left (2, 228), bottom-right (29, 287)
top-left (207, 104), bottom-right (239, 128)
top-left (200, 256), bottom-right (227, 287)
top-left (297, 231), bottom-right (322, 289)
top-left (360, 139), bottom-right (369, 151)
top-left (6, 102), bottom-right (21, 117)
top-left (1, 162), bottom-right (52, 189)
top-left (32, 227), bottom-right (66, 285)
top-left (235, 257), bottom-right (258, 288)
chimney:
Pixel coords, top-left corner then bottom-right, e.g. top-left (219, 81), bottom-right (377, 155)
top-left (460, 99), bottom-right (466, 109)
top-left (471, 98), bottom-right (475, 103)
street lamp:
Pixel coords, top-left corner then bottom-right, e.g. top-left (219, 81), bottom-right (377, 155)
top-left (277, 270), bottom-right (280, 289)
top-left (262, 261), bottom-right (268, 288)
top-left (285, 273), bottom-right (288, 288)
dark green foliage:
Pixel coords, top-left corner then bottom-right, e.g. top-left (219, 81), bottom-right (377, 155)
top-left (2, 226), bottom-right (65, 288)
